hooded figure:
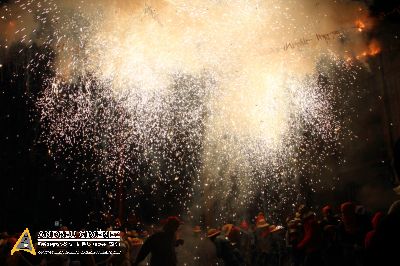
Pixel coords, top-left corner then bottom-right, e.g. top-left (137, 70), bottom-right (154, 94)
top-left (133, 217), bottom-right (184, 266)
top-left (341, 202), bottom-right (358, 235)
top-left (320, 205), bottom-right (339, 229)
top-left (238, 220), bottom-right (253, 266)
top-left (365, 200), bottom-right (400, 266)
top-left (254, 214), bottom-right (274, 266)
top-left (296, 212), bottom-right (323, 266)
top-left (364, 212), bottom-right (384, 249)
top-left (207, 229), bottom-right (244, 266)
top-left (338, 202), bottom-right (364, 266)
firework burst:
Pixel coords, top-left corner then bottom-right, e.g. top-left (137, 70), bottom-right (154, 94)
top-left (0, 0), bottom-right (377, 222)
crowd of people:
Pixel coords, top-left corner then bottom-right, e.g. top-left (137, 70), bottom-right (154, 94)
top-left (1, 199), bottom-right (400, 266)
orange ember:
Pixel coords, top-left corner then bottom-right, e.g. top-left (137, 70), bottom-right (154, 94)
top-left (367, 40), bottom-right (381, 56)
top-left (354, 40), bottom-right (381, 60)
top-left (355, 20), bottom-right (365, 32)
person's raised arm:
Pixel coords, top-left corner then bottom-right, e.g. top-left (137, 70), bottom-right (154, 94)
top-left (133, 236), bottom-right (152, 266)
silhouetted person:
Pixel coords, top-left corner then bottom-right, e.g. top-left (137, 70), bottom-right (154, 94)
top-left (254, 212), bottom-right (278, 266)
top-left (366, 200), bottom-right (400, 266)
top-left (320, 205), bottom-right (339, 229)
top-left (238, 220), bottom-right (253, 266)
top-left (286, 218), bottom-right (304, 266)
top-left (207, 228), bottom-right (244, 266)
top-left (322, 224), bottom-right (342, 266)
top-left (133, 216), bottom-right (184, 266)
top-left (364, 211), bottom-right (384, 250)
top-left (296, 212), bottom-right (323, 266)
top-left (337, 202), bottom-right (364, 266)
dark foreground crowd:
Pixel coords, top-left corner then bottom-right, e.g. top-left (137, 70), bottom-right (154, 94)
top-left (1, 199), bottom-right (400, 266)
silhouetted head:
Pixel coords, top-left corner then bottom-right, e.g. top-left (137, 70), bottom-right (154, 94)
top-left (371, 212), bottom-right (384, 229)
top-left (341, 202), bottom-right (359, 234)
top-left (322, 205), bottom-right (333, 217)
top-left (227, 226), bottom-right (241, 243)
top-left (240, 220), bottom-right (249, 231)
top-left (255, 213), bottom-right (269, 229)
top-left (341, 202), bottom-right (355, 219)
top-left (163, 216), bottom-right (181, 233)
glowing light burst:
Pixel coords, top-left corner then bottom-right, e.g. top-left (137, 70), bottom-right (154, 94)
top-left (1, 0), bottom-right (374, 219)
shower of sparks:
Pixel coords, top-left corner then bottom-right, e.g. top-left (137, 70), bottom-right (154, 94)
top-left (1, 0), bottom-right (376, 222)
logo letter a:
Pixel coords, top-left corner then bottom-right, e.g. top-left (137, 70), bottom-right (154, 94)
top-left (11, 228), bottom-right (36, 256)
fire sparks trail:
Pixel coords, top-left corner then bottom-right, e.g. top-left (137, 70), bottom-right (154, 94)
top-left (0, 0), bottom-right (380, 221)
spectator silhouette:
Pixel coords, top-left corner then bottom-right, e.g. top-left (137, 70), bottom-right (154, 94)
top-left (296, 212), bottom-right (323, 266)
top-left (364, 211), bottom-right (384, 250)
top-left (338, 202), bottom-right (364, 266)
top-left (322, 224), bottom-right (342, 266)
top-left (320, 205), bottom-right (339, 229)
top-left (207, 228), bottom-right (244, 266)
top-left (286, 218), bottom-right (304, 266)
top-left (366, 200), bottom-right (400, 266)
top-left (254, 212), bottom-right (274, 266)
top-left (133, 216), bottom-right (184, 266)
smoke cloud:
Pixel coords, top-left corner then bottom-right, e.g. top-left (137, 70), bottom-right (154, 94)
top-left (0, 0), bottom-right (377, 221)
